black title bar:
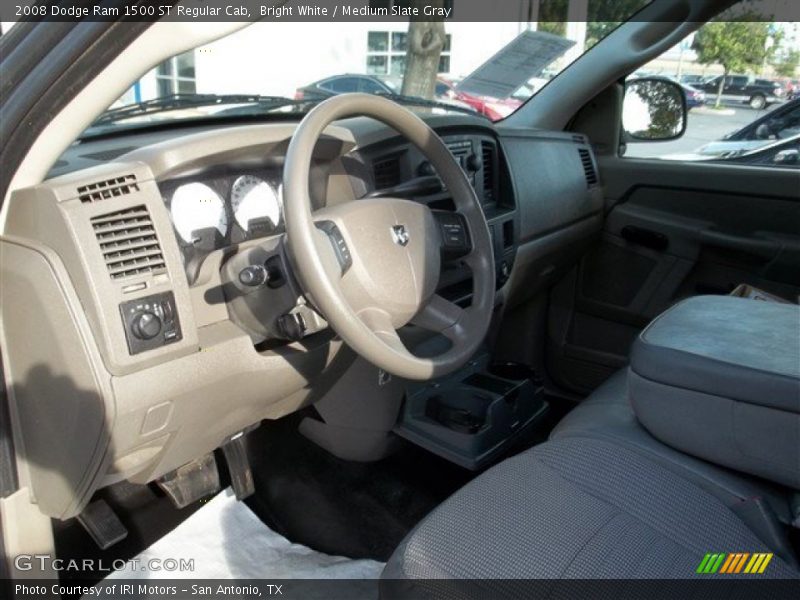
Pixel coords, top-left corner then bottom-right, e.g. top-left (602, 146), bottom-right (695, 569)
top-left (3, 0), bottom-right (799, 23)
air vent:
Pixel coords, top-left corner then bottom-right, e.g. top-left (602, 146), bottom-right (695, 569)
top-left (373, 157), bottom-right (400, 190)
top-left (572, 134), bottom-right (586, 144)
top-left (481, 141), bottom-right (495, 203)
top-left (77, 174), bottom-right (139, 203)
top-left (578, 148), bottom-right (599, 187)
top-left (91, 205), bottom-right (166, 280)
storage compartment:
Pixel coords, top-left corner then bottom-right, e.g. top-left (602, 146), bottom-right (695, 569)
top-left (629, 295), bottom-right (800, 489)
top-left (396, 357), bottom-right (548, 470)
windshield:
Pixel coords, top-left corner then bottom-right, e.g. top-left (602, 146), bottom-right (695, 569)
top-left (86, 8), bottom-right (649, 135)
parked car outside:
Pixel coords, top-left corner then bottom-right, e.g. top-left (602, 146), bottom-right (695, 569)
top-left (664, 97), bottom-right (800, 160)
top-left (695, 74), bottom-right (786, 109)
top-left (435, 76), bottom-right (522, 121)
top-left (718, 134), bottom-right (800, 167)
top-left (678, 73), bottom-right (710, 86)
top-left (294, 74), bottom-right (396, 101)
top-left (782, 79), bottom-right (800, 100)
top-left (632, 75), bottom-right (707, 109)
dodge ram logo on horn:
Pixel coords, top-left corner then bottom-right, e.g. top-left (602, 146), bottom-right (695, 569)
top-left (391, 225), bottom-right (409, 247)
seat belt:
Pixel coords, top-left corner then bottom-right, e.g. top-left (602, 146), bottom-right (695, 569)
top-left (791, 493), bottom-right (800, 530)
top-left (731, 496), bottom-right (798, 569)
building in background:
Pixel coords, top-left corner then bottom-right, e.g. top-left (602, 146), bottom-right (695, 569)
top-left (120, 21), bottom-right (530, 107)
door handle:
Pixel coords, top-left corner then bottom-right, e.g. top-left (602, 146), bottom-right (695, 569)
top-left (698, 230), bottom-right (779, 259)
top-left (621, 225), bottom-right (669, 251)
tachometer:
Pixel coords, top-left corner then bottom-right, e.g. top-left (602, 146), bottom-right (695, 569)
top-left (231, 175), bottom-right (281, 233)
top-left (170, 182), bottom-right (228, 244)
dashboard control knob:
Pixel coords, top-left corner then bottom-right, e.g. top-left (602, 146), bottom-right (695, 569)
top-left (466, 153), bottom-right (483, 172)
top-left (498, 261), bottom-right (510, 286)
top-left (239, 265), bottom-right (269, 287)
top-left (277, 313), bottom-right (306, 342)
top-left (417, 161), bottom-right (436, 176)
top-left (131, 311), bottom-right (162, 340)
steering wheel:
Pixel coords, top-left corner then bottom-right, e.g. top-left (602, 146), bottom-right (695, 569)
top-left (283, 93), bottom-right (495, 380)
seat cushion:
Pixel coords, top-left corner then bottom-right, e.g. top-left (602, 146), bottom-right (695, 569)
top-left (631, 295), bottom-right (799, 412)
top-left (629, 295), bottom-right (800, 489)
top-left (382, 435), bottom-right (799, 588)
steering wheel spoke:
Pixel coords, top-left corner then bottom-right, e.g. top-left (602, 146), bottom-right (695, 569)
top-left (411, 294), bottom-right (469, 344)
top-left (314, 219), bottom-right (353, 277)
top-left (359, 308), bottom-right (407, 353)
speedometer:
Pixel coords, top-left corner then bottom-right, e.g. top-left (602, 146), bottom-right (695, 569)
top-left (231, 175), bottom-right (281, 232)
top-left (170, 182), bottom-right (228, 244)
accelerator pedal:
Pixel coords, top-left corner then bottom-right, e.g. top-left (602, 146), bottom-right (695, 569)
top-left (221, 433), bottom-right (255, 501)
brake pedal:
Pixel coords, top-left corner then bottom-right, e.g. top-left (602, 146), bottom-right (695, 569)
top-left (221, 433), bottom-right (255, 501)
top-left (77, 499), bottom-right (128, 550)
top-left (157, 452), bottom-right (221, 508)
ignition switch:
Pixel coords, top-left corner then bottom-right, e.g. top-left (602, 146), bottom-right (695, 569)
top-left (239, 265), bottom-right (269, 287)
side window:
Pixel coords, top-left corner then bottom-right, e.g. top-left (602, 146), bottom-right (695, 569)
top-left (317, 79), bottom-right (337, 92)
top-left (359, 78), bottom-right (386, 94)
top-left (323, 78), bottom-right (359, 93)
top-left (622, 21), bottom-right (794, 169)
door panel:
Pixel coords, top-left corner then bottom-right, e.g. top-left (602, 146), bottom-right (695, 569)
top-left (547, 158), bottom-right (800, 394)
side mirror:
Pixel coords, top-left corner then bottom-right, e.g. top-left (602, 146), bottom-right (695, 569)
top-left (623, 78), bottom-right (687, 142)
top-left (755, 123), bottom-right (773, 139)
top-left (773, 148), bottom-right (799, 165)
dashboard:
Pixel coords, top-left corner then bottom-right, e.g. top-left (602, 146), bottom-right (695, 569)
top-left (2, 112), bottom-right (602, 519)
top-left (148, 125), bottom-right (514, 299)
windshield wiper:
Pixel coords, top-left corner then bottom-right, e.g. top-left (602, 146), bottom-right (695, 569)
top-left (90, 93), bottom-right (303, 127)
top-left (81, 91), bottom-right (483, 141)
top-left (375, 93), bottom-right (486, 119)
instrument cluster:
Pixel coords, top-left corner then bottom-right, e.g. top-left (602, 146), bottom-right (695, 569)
top-left (158, 170), bottom-right (286, 281)
top-left (161, 170), bottom-right (284, 253)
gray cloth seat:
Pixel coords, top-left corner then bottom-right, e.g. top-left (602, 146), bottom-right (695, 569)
top-left (382, 371), bottom-right (800, 589)
top-left (552, 371), bottom-right (795, 524)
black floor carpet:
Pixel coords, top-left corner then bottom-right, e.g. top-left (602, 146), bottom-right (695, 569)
top-left (242, 395), bottom-right (574, 562)
top-left (242, 410), bottom-right (474, 562)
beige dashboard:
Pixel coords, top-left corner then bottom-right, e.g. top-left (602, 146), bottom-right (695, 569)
top-left (0, 114), bottom-right (601, 520)
top-left (0, 122), bottom-right (360, 519)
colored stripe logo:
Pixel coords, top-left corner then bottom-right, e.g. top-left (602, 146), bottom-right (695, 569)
top-left (696, 552), bottom-right (773, 574)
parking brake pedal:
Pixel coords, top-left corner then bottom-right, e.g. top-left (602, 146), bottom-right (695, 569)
top-left (157, 452), bottom-right (221, 508)
top-left (77, 499), bottom-right (128, 550)
top-left (221, 433), bottom-right (255, 501)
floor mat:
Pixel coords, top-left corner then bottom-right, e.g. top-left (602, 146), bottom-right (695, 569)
top-left (243, 411), bottom-right (474, 561)
top-left (104, 488), bottom-right (385, 581)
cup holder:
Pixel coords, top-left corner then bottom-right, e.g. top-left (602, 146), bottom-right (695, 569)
top-left (425, 389), bottom-right (492, 434)
top-left (488, 362), bottom-right (541, 384)
top-left (398, 360), bottom-right (550, 469)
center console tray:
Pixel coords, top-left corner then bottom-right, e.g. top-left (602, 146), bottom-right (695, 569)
top-left (395, 357), bottom-right (548, 470)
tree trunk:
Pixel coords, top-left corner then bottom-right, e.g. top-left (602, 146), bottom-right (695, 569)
top-left (715, 71), bottom-right (726, 109)
top-left (400, 0), bottom-right (447, 100)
